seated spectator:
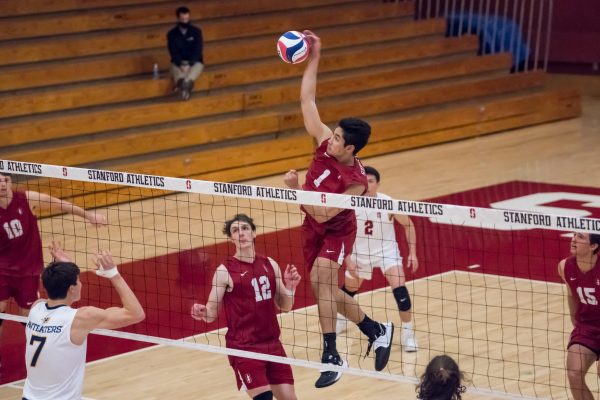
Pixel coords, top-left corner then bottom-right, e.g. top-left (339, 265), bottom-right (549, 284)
top-left (416, 355), bottom-right (467, 400)
top-left (167, 6), bottom-right (204, 101)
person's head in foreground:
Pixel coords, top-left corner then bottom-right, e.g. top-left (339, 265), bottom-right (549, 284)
top-left (416, 355), bottom-right (466, 400)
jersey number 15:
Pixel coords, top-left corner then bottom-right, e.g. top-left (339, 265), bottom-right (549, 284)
top-left (576, 287), bottom-right (598, 306)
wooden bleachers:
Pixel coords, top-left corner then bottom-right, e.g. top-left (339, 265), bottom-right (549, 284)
top-left (0, 0), bottom-right (364, 40)
top-left (7, 53), bottom-right (514, 166)
top-left (0, 18), bottom-right (445, 118)
top-left (0, 2), bottom-right (411, 66)
top-left (1, 35), bottom-right (481, 145)
top-left (0, 0), bottom-right (580, 210)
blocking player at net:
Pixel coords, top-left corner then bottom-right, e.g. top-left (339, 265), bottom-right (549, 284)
top-left (23, 242), bottom-right (145, 400)
top-left (558, 231), bottom-right (600, 400)
top-left (336, 166), bottom-right (419, 352)
top-left (0, 173), bottom-right (107, 357)
top-left (283, 30), bottom-right (393, 388)
top-left (191, 214), bottom-right (301, 400)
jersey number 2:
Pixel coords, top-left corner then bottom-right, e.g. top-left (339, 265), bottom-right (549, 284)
top-left (251, 276), bottom-right (272, 302)
top-left (3, 219), bottom-right (24, 239)
top-left (576, 287), bottom-right (598, 305)
top-left (364, 220), bottom-right (374, 236)
top-left (29, 335), bottom-right (47, 367)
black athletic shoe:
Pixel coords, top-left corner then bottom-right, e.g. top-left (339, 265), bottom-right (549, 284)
top-left (365, 322), bottom-right (394, 371)
top-left (315, 352), bottom-right (347, 388)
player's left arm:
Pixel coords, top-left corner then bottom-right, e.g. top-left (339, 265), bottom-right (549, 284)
top-left (303, 183), bottom-right (365, 223)
top-left (392, 213), bottom-right (419, 273)
top-left (25, 191), bottom-right (107, 226)
top-left (269, 257), bottom-right (301, 312)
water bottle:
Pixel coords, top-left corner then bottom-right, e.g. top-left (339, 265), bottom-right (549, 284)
top-left (152, 63), bottom-right (159, 79)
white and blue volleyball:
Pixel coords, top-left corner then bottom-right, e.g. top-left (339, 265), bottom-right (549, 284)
top-left (277, 31), bottom-right (310, 64)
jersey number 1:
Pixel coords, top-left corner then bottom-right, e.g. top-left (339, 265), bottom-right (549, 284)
top-left (251, 276), bottom-right (272, 302)
top-left (29, 335), bottom-right (47, 367)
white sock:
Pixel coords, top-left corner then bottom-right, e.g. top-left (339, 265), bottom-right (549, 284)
top-left (402, 322), bottom-right (413, 331)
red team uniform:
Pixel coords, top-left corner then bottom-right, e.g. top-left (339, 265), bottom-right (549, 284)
top-left (564, 256), bottom-right (600, 355)
top-left (0, 191), bottom-right (43, 308)
top-left (302, 139), bottom-right (367, 268)
top-left (222, 254), bottom-right (294, 390)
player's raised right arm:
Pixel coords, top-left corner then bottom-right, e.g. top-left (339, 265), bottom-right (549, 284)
top-left (301, 30), bottom-right (332, 145)
top-left (70, 249), bottom-right (145, 344)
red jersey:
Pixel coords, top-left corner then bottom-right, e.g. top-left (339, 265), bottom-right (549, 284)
top-left (302, 138), bottom-right (367, 228)
top-left (0, 191), bottom-right (43, 277)
top-left (222, 254), bottom-right (282, 353)
top-left (564, 256), bottom-right (600, 328)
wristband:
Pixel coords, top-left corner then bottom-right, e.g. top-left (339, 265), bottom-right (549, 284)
top-left (96, 265), bottom-right (119, 278)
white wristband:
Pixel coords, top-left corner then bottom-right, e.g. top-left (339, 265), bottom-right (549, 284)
top-left (96, 266), bottom-right (119, 278)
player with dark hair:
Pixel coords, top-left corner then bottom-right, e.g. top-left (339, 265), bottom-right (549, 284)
top-left (191, 214), bottom-right (301, 400)
top-left (336, 166), bottom-right (419, 352)
top-left (283, 31), bottom-right (393, 388)
top-left (558, 232), bottom-right (600, 400)
top-left (23, 242), bottom-right (144, 400)
top-left (416, 354), bottom-right (466, 400)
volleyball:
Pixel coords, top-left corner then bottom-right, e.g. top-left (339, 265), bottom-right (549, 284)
top-left (277, 31), bottom-right (310, 64)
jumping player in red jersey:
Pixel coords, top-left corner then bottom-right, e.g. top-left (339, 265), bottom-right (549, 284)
top-left (558, 231), bottom-right (600, 400)
top-left (283, 30), bottom-right (393, 388)
top-left (191, 214), bottom-right (301, 400)
top-left (0, 172), bottom-right (106, 362)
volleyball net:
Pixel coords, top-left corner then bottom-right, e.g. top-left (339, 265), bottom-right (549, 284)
top-left (2, 159), bottom-right (600, 399)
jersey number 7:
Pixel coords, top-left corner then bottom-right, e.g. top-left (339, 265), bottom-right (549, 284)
top-left (29, 335), bottom-right (47, 367)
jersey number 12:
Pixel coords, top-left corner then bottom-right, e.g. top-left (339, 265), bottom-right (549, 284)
top-left (251, 276), bottom-right (272, 302)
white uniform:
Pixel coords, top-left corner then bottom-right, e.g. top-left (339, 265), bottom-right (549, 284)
top-left (340, 192), bottom-right (402, 280)
top-left (23, 302), bottom-right (86, 400)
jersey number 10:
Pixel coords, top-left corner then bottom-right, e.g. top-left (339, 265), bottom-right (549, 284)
top-left (251, 276), bottom-right (272, 302)
top-left (3, 219), bottom-right (24, 239)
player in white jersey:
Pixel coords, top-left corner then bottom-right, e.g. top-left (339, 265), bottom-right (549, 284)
top-left (23, 242), bottom-right (145, 400)
top-left (337, 166), bottom-right (419, 352)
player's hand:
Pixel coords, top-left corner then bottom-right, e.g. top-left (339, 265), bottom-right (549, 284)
top-left (345, 258), bottom-right (359, 279)
top-left (283, 264), bottom-right (301, 292)
top-left (191, 303), bottom-right (208, 322)
top-left (302, 30), bottom-right (321, 58)
top-left (48, 241), bottom-right (72, 262)
top-left (406, 254), bottom-right (419, 273)
top-left (283, 170), bottom-right (300, 189)
top-left (92, 249), bottom-right (118, 278)
top-left (85, 211), bottom-right (107, 227)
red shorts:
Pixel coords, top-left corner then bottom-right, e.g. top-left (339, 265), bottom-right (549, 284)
top-left (229, 343), bottom-right (294, 391)
top-left (302, 215), bottom-right (357, 270)
top-left (0, 275), bottom-right (40, 309)
top-left (568, 325), bottom-right (600, 358)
